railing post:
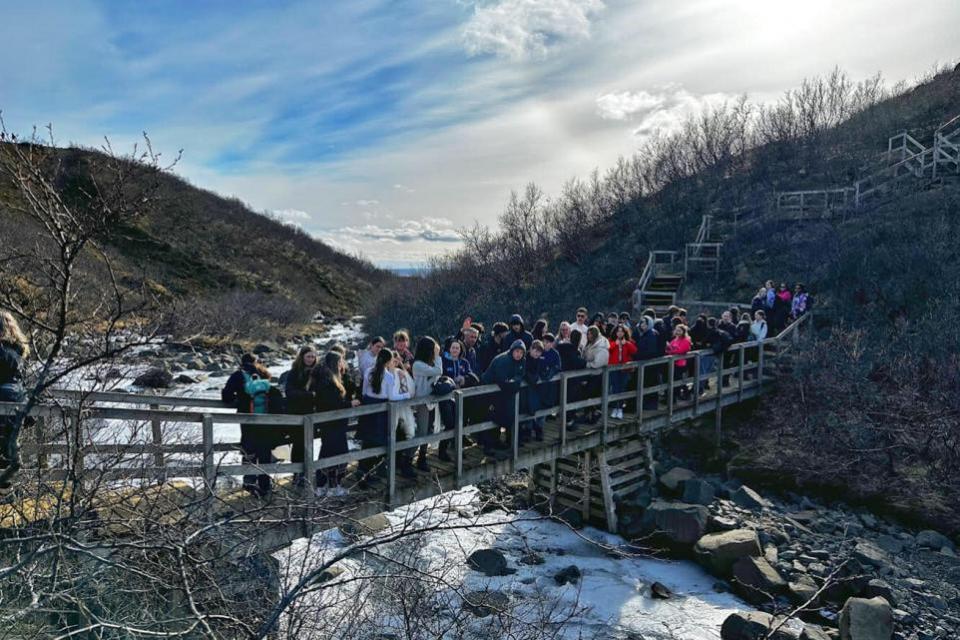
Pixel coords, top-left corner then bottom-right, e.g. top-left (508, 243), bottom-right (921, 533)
top-left (634, 362), bottom-right (645, 432)
top-left (693, 353), bottom-right (701, 416)
top-left (715, 353), bottom-right (724, 448)
top-left (738, 346), bottom-right (746, 402)
top-left (757, 340), bottom-right (765, 385)
top-left (559, 373), bottom-right (568, 449)
top-left (202, 414), bottom-right (215, 493)
top-left (302, 415), bottom-right (316, 496)
top-left (601, 368), bottom-right (610, 442)
top-left (511, 392), bottom-right (520, 472)
top-left (454, 391), bottom-right (464, 488)
top-left (666, 357), bottom-right (675, 419)
top-left (387, 404), bottom-right (397, 505)
top-left (150, 403), bottom-right (165, 482)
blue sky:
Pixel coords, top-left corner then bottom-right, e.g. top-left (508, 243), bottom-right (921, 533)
top-left (2, 0), bottom-right (958, 266)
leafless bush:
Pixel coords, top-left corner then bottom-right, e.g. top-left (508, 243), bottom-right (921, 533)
top-left (163, 290), bottom-right (314, 341)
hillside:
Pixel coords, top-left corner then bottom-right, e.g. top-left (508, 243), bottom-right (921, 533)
top-left (0, 143), bottom-right (389, 337)
top-left (367, 64), bottom-right (960, 531)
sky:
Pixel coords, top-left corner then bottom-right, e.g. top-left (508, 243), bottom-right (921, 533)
top-left (1, 1), bottom-right (957, 268)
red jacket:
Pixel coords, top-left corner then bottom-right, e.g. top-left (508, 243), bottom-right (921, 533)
top-left (666, 336), bottom-right (692, 369)
top-left (608, 339), bottom-right (637, 365)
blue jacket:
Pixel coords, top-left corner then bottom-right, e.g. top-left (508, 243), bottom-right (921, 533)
top-left (481, 350), bottom-right (525, 392)
top-left (442, 354), bottom-right (473, 380)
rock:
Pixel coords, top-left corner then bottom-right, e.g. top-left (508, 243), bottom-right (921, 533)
top-left (720, 611), bottom-right (794, 640)
top-left (790, 510), bottom-right (820, 525)
top-left (101, 368), bottom-right (123, 381)
top-left (650, 581), bottom-right (672, 599)
top-left (732, 555), bottom-right (787, 603)
top-left (463, 590), bottom-right (510, 617)
top-left (789, 574), bottom-right (820, 605)
top-left (339, 513), bottom-right (391, 540)
top-left (554, 565), bottom-right (581, 585)
top-left (916, 529), bottom-right (953, 551)
top-left (839, 596), bottom-right (893, 640)
top-left (556, 507), bottom-right (584, 529)
top-left (467, 549), bottom-right (512, 577)
top-left (642, 501), bottom-right (708, 546)
top-left (862, 579), bottom-right (895, 606)
top-left (659, 467), bottom-right (696, 493)
top-left (764, 544), bottom-right (778, 564)
top-left (315, 565), bottom-right (345, 584)
top-left (710, 515), bottom-right (740, 532)
top-left (873, 535), bottom-right (903, 555)
top-left (682, 479), bottom-right (716, 505)
top-left (252, 341), bottom-right (281, 354)
top-left (732, 485), bottom-right (771, 510)
top-left (133, 367), bottom-right (173, 389)
top-left (695, 529), bottom-right (762, 575)
top-left (852, 540), bottom-right (890, 568)
top-left (617, 503), bottom-right (647, 540)
top-left (174, 374), bottom-right (199, 385)
top-left (519, 552), bottom-right (544, 565)
top-left (801, 624), bottom-right (832, 640)
top-left (859, 513), bottom-right (878, 529)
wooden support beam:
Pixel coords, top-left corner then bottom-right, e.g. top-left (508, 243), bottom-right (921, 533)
top-left (202, 414), bottom-right (215, 493)
top-left (150, 403), bottom-right (165, 482)
top-left (387, 403), bottom-right (397, 506)
top-left (302, 415), bottom-right (316, 496)
top-left (597, 449), bottom-right (617, 533)
top-left (582, 450), bottom-right (592, 523)
top-left (454, 391), bottom-right (464, 489)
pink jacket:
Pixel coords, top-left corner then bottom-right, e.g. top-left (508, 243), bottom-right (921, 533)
top-left (666, 336), bottom-right (692, 369)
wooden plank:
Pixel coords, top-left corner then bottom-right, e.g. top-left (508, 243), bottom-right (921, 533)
top-left (149, 404), bottom-right (165, 480)
top-left (388, 403), bottom-right (397, 505)
top-left (454, 391), bottom-right (464, 489)
top-left (601, 368), bottom-right (610, 443)
top-left (597, 449), bottom-right (618, 533)
top-left (302, 415), bottom-right (316, 495)
top-left (581, 450), bottom-right (591, 522)
top-left (202, 415), bottom-right (215, 492)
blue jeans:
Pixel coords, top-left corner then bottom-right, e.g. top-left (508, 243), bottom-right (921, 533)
top-left (698, 354), bottom-right (716, 392)
top-left (610, 371), bottom-right (627, 408)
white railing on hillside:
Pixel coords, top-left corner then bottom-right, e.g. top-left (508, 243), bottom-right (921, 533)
top-left (933, 114), bottom-right (960, 180)
top-left (684, 215), bottom-right (720, 279)
top-left (637, 250), bottom-right (681, 308)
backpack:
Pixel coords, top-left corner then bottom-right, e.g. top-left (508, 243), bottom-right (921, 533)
top-left (242, 372), bottom-right (273, 414)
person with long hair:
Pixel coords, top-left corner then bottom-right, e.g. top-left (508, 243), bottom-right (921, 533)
top-left (313, 351), bottom-right (360, 496)
top-left (607, 324), bottom-right (636, 420)
top-left (665, 324), bottom-right (692, 401)
top-left (358, 348), bottom-right (414, 482)
top-left (392, 330), bottom-right (415, 371)
top-left (412, 336), bottom-right (442, 470)
top-left (557, 329), bottom-right (586, 428)
top-left (283, 346), bottom-right (318, 487)
top-left (221, 352), bottom-right (278, 496)
top-left (582, 326), bottom-right (610, 423)
top-left (0, 311), bottom-right (29, 486)
top-left (531, 319), bottom-right (548, 342)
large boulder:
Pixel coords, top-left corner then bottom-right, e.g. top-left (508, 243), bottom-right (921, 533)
top-left (732, 485), bottom-right (771, 510)
top-left (852, 540), bottom-right (891, 569)
top-left (682, 479), bottom-right (716, 505)
top-left (731, 556), bottom-right (787, 604)
top-left (641, 500), bottom-right (708, 546)
top-left (695, 529), bottom-right (762, 575)
top-left (553, 565), bottom-right (581, 585)
top-left (467, 549), bottom-right (513, 577)
top-left (659, 467), bottom-right (696, 493)
top-left (916, 529), bottom-right (954, 551)
top-left (133, 367), bottom-right (173, 389)
top-left (720, 611), bottom-right (794, 640)
top-left (839, 596), bottom-right (893, 640)
top-left (788, 574), bottom-right (820, 605)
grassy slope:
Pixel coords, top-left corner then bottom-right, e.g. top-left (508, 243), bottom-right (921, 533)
top-left (0, 145), bottom-right (390, 321)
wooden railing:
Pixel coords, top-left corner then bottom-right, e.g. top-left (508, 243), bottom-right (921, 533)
top-left (0, 314), bottom-right (812, 505)
top-left (684, 215), bottom-right (720, 279)
top-left (637, 250), bottom-right (681, 307)
top-left (775, 188), bottom-right (854, 214)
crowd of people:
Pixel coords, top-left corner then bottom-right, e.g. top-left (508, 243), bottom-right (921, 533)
top-left (220, 281), bottom-right (812, 498)
top-left (0, 311), bottom-right (29, 490)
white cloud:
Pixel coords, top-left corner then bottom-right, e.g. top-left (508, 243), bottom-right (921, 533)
top-left (596, 85), bottom-right (737, 137)
top-left (393, 183), bottom-right (415, 193)
top-left (329, 218), bottom-right (461, 243)
top-left (355, 199), bottom-right (380, 206)
top-left (462, 0), bottom-right (604, 60)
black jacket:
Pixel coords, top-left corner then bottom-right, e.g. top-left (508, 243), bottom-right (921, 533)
top-left (481, 351), bottom-right (525, 392)
top-left (221, 363), bottom-right (262, 412)
top-left (478, 336), bottom-right (507, 374)
top-left (633, 328), bottom-right (661, 361)
top-left (284, 367), bottom-right (315, 415)
top-left (556, 343), bottom-right (586, 371)
top-left (0, 342), bottom-right (24, 387)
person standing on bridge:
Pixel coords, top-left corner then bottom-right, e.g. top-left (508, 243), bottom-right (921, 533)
top-left (633, 316), bottom-right (662, 411)
top-left (392, 331), bottom-right (415, 372)
top-left (478, 322), bottom-right (509, 374)
top-left (570, 308), bottom-right (590, 348)
top-left (506, 315), bottom-right (534, 350)
top-left (608, 324), bottom-right (636, 420)
top-left (557, 329), bottom-right (586, 429)
top-left (358, 336), bottom-right (385, 381)
top-left (666, 325), bottom-right (692, 401)
top-left (0, 311), bottom-right (28, 486)
top-left (461, 327), bottom-right (481, 373)
top-left (284, 346), bottom-right (319, 487)
top-left (359, 348), bottom-right (415, 483)
top-left (791, 284), bottom-right (810, 320)
top-left (479, 340), bottom-right (526, 456)
top-left (412, 337), bottom-right (443, 471)
top-left (221, 353), bottom-right (278, 497)
top-left (313, 351), bottom-right (360, 496)
top-left (582, 326), bottom-right (610, 424)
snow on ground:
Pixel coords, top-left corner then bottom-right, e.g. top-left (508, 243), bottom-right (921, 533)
top-left (276, 488), bottom-right (752, 639)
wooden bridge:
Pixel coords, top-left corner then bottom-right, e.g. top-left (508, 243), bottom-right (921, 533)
top-left (0, 314), bottom-right (809, 549)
